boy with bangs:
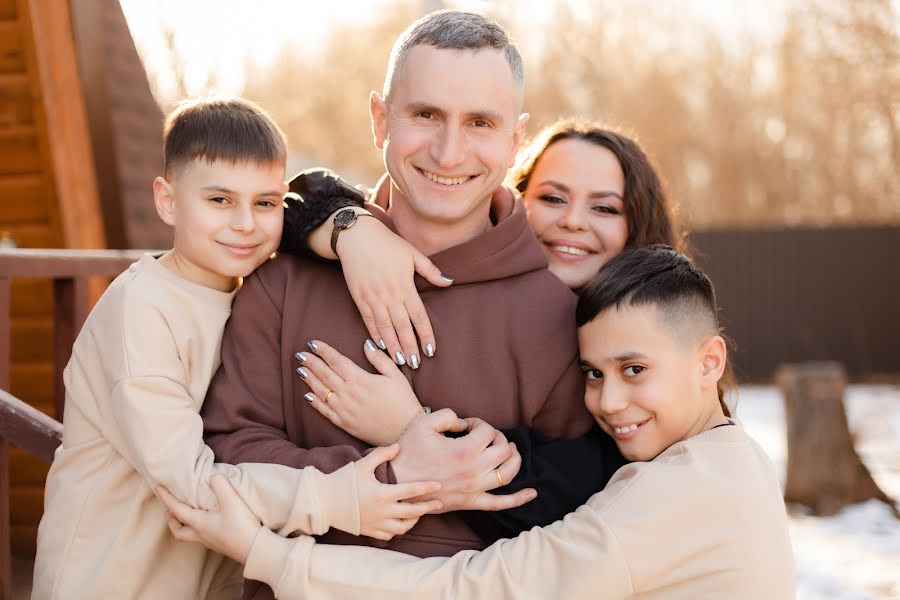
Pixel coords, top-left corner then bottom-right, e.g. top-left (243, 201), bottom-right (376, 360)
top-left (161, 245), bottom-right (795, 599)
top-left (32, 97), bottom-right (440, 600)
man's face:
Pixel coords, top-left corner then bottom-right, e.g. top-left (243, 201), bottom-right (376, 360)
top-left (577, 303), bottom-right (719, 462)
top-left (154, 159), bottom-right (286, 291)
top-left (372, 45), bottom-right (527, 228)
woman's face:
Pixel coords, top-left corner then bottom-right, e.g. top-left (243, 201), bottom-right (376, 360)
top-left (522, 138), bottom-right (629, 289)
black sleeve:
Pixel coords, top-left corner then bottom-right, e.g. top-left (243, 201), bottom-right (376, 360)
top-left (460, 425), bottom-right (628, 542)
top-left (278, 168), bottom-right (366, 258)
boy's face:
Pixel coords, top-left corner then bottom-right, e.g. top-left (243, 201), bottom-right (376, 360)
top-left (154, 159), bottom-right (286, 291)
top-left (578, 303), bottom-right (725, 462)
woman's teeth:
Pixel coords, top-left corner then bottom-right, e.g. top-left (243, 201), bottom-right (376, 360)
top-left (552, 244), bottom-right (590, 256)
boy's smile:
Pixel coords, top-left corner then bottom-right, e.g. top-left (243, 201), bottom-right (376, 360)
top-left (578, 303), bottom-right (727, 461)
top-left (154, 160), bottom-right (287, 291)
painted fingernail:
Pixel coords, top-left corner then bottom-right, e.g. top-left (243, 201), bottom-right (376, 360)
top-left (307, 340), bottom-right (318, 351)
top-left (295, 352), bottom-right (307, 364)
top-left (304, 392), bottom-right (315, 403)
top-left (394, 351), bottom-right (406, 366)
top-left (409, 354), bottom-right (420, 369)
top-left (441, 273), bottom-right (454, 283)
top-left (378, 339), bottom-right (387, 350)
top-left (297, 367), bottom-right (309, 380)
top-left (424, 343), bottom-right (435, 358)
top-left (365, 339), bottom-right (378, 352)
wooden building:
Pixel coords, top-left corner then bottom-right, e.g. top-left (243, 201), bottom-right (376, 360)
top-left (1, 0), bottom-right (169, 558)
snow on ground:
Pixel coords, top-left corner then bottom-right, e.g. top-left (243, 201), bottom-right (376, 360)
top-left (736, 385), bottom-right (900, 600)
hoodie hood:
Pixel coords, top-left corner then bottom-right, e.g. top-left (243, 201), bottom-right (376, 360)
top-left (367, 174), bottom-right (549, 290)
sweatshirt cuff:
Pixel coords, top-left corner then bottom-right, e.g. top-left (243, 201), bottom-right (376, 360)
top-left (315, 462), bottom-right (361, 535)
top-left (244, 527), bottom-right (295, 586)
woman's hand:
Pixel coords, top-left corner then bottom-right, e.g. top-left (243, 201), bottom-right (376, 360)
top-left (354, 444), bottom-right (443, 540)
top-left (158, 475), bottom-right (260, 565)
top-left (297, 339), bottom-right (425, 446)
top-left (334, 217), bottom-right (453, 368)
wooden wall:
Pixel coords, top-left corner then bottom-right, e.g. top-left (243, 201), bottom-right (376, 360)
top-left (1, 0), bottom-right (105, 556)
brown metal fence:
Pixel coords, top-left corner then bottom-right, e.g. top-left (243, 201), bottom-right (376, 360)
top-left (689, 226), bottom-right (900, 381)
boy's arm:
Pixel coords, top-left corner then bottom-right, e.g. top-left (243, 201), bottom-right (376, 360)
top-left (103, 302), bottom-right (362, 536)
top-left (460, 425), bottom-right (628, 540)
top-left (243, 495), bottom-right (632, 600)
top-left (200, 264), bottom-right (390, 478)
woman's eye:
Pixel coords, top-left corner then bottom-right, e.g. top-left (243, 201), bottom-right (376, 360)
top-left (539, 194), bottom-right (566, 204)
top-left (624, 365), bottom-right (646, 377)
top-left (584, 369), bottom-right (603, 381)
top-left (593, 204), bottom-right (621, 215)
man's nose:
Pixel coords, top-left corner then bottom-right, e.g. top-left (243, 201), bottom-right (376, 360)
top-left (430, 124), bottom-right (467, 170)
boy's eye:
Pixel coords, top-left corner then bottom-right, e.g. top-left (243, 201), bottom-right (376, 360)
top-left (209, 196), bottom-right (229, 204)
top-left (257, 199), bottom-right (277, 208)
top-left (623, 365), bottom-right (646, 377)
top-left (584, 369), bottom-right (603, 381)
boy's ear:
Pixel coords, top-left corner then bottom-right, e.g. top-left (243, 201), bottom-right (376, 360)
top-left (153, 176), bottom-right (176, 227)
top-left (370, 91), bottom-right (387, 150)
top-left (699, 335), bottom-right (727, 390)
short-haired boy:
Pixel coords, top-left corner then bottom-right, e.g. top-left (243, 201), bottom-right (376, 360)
top-left (32, 97), bottom-right (439, 600)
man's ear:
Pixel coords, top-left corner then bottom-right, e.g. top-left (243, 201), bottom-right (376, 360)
top-left (699, 335), bottom-right (727, 390)
top-left (153, 176), bottom-right (176, 227)
top-left (509, 113), bottom-right (530, 167)
top-left (370, 91), bottom-right (388, 150)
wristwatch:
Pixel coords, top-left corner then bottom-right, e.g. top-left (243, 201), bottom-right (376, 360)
top-left (330, 207), bottom-right (374, 256)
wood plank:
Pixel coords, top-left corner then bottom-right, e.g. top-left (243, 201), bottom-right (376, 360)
top-left (10, 279), bottom-right (50, 316)
top-left (0, 224), bottom-right (54, 248)
top-left (9, 363), bottom-right (52, 406)
top-left (10, 524), bottom-right (35, 558)
top-left (0, 176), bottom-right (47, 224)
top-left (0, 20), bottom-right (24, 74)
top-left (53, 278), bottom-right (88, 418)
top-left (0, 440), bottom-right (9, 598)
top-left (19, 0), bottom-right (106, 250)
top-left (0, 72), bottom-right (32, 128)
top-left (0, 389), bottom-right (62, 464)
top-left (8, 488), bottom-right (41, 526)
top-left (0, 249), bottom-right (144, 278)
top-left (0, 0), bottom-right (16, 20)
top-left (0, 127), bottom-right (39, 175)
top-left (10, 317), bottom-right (51, 363)
top-left (8, 447), bottom-right (48, 485)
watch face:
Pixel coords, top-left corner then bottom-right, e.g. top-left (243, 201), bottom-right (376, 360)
top-left (334, 209), bottom-right (358, 229)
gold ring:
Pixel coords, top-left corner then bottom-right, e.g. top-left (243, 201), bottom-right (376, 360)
top-left (324, 390), bottom-right (335, 404)
top-left (495, 469), bottom-right (504, 487)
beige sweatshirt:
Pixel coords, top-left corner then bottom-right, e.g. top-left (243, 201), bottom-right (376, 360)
top-left (33, 254), bottom-right (360, 600)
top-left (244, 423), bottom-right (795, 600)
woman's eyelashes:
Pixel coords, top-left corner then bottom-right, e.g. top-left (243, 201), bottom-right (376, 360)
top-left (538, 193), bottom-right (566, 204)
top-left (537, 193), bottom-right (622, 216)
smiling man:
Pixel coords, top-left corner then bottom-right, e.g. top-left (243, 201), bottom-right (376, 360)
top-left (200, 11), bottom-right (594, 599)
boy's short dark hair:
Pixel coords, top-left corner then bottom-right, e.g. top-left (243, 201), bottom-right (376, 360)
top-left (162, 97), bottom-right (287, 177)
top-left (577, 245), bottom-right (733, 415)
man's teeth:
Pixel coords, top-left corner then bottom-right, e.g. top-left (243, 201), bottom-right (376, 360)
top-left (422, 170), bottom-right (470, 186)
top-left (615, 424), bottom-right (640, 434)
top-left (552, 245), bottom-right (589, 256)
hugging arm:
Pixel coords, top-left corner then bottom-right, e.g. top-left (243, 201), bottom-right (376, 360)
top-left (279, 168), bottom-right (451, 367)
top-left (460, 425), bottom-right (628, 541)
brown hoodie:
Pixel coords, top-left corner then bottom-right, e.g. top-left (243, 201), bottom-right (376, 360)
top-left (202, 180), bottom-right (594, 599)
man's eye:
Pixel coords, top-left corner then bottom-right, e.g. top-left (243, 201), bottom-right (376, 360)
top-left (473, 120), bottom-right (490, 128)
top-left (584, 369), bottom-right (603, 381)
top-left (418, 111), bottom-right (433, 119)
top-left (624, 365), bottom-right (646, 377)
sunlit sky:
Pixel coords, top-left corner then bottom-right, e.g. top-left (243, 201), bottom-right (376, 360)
top-left (120, 0), bottom-right (786, 102)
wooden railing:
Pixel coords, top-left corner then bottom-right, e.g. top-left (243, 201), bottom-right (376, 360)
top-left (0, 248), bottom-right (145, 599)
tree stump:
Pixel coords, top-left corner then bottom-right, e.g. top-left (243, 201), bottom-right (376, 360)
top-left (775, 362), bottom-right (895, 516)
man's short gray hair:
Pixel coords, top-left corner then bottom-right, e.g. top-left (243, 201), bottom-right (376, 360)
top-left (383, 10), bottom-right (525, 99)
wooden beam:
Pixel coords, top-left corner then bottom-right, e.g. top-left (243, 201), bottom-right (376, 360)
top-left (52, 277), bottom-right (89, 419)
top-left (18, 0), bottom-right (106, 249)
top-left (0, 277), bottom-right (9, 600)
top-left (0, 248), bottom-right (145, 278)
top-left (0, 389), bottom-right (61, 464)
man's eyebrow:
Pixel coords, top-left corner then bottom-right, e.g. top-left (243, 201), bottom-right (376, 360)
top-left (405, 102), bottom-right (446, 118)
top-left (468, 110), bottom-right (505, 124)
